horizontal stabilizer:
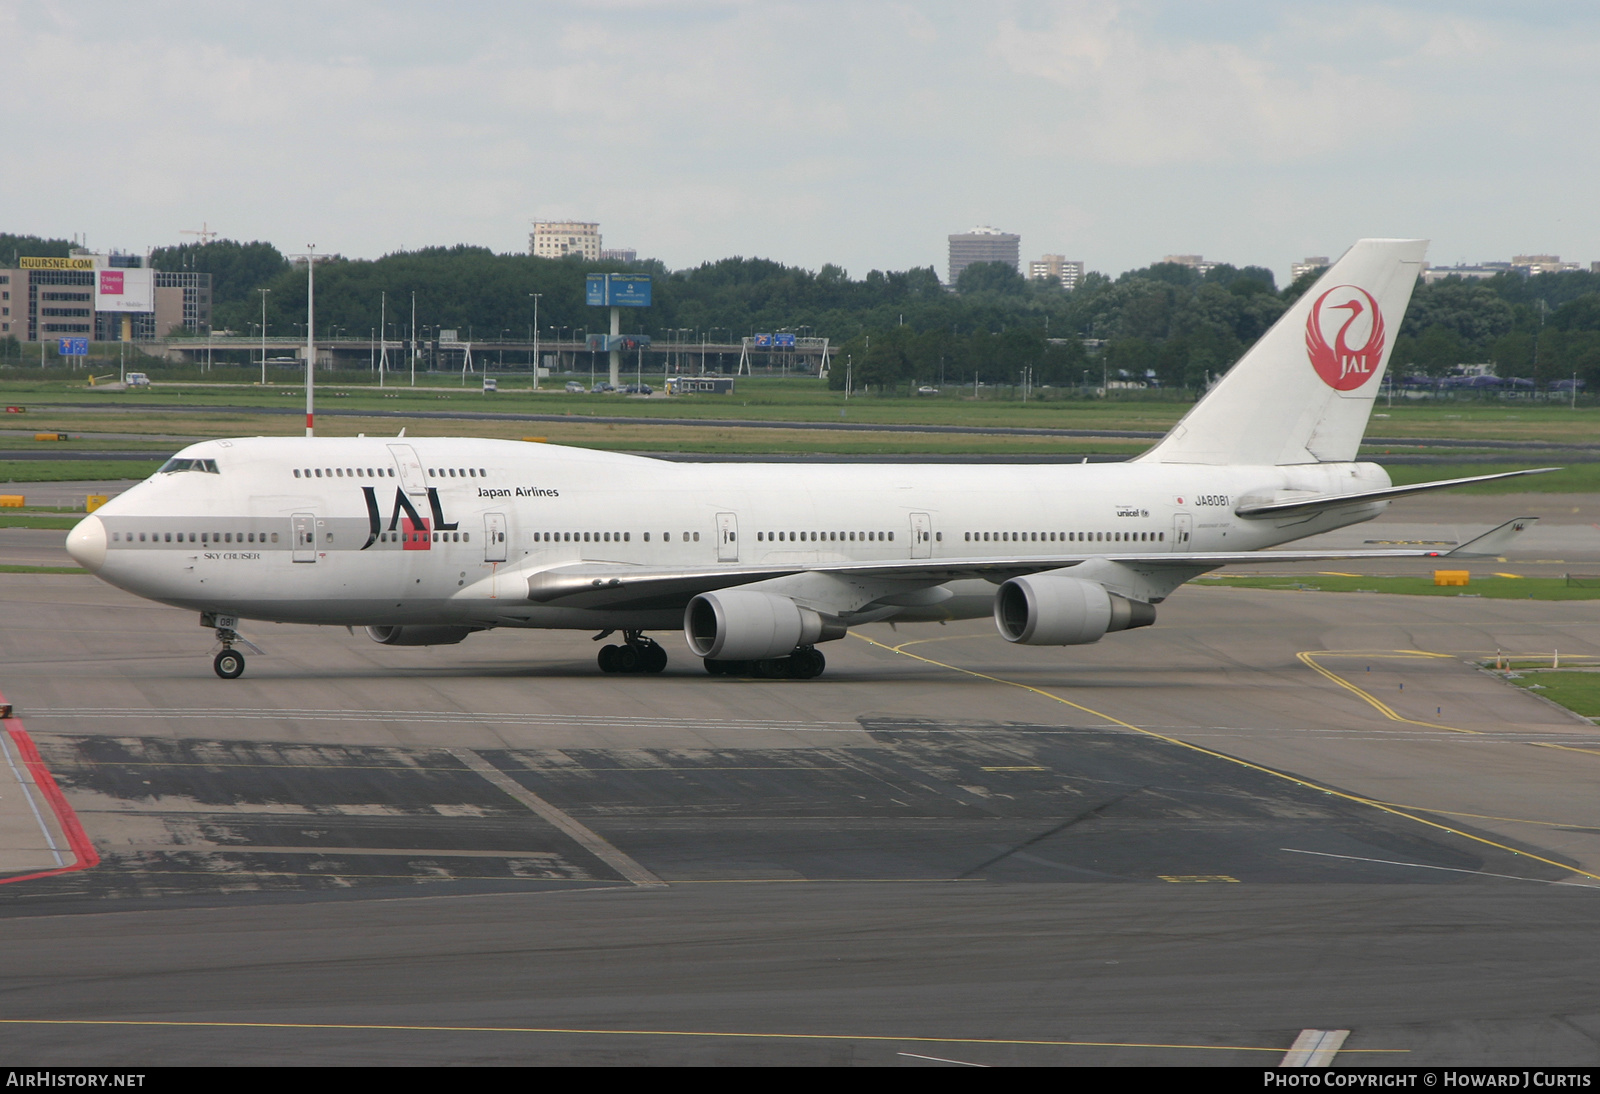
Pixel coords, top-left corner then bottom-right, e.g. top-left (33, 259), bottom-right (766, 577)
top-left (1446, 516), bottom-right (1539, 558)
top-left (1235, 468), bottom-right (1560, 519)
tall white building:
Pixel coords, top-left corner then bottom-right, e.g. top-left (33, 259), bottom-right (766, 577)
top-left (1029, 254), bottom-right (1085, 291)
top-left (1161, 254), bottom-right (1218, 277)
top-left (1290, 256), bottom-right (1330, 281)
top-left (530, 221), bottom-right (601, 261)
top-left (948, 226), bottom-right (1020, 284)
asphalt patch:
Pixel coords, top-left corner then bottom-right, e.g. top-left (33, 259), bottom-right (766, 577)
top-left (2, 720), bottom-right (1573, 910)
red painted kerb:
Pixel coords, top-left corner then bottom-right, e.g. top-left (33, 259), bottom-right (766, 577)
top-left (0, 687), bottom-right (99, 884)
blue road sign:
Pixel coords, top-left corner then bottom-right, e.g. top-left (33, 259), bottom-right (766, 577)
top-left (585, 273), bottom-right (652, 307)
top-left (58, 338), bottom-right (88, 356)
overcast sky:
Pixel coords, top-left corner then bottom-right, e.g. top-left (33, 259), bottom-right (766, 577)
top-left (4, 1), bottom-right (1598, 284)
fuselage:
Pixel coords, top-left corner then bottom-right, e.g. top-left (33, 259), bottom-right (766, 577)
top-left (68, 436), bottom-right (1391, 629)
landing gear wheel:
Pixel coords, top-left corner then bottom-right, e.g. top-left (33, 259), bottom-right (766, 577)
top-left (792, 648), bottom-right (825, 679)
top-left (641, 642), bottom-right (668, 674)
top-left (613, 644), bottom-right (640, 673)
top-left (213, 649), bottom-right (245, 679)
top-left (598, 644), bottom-right (622, 673)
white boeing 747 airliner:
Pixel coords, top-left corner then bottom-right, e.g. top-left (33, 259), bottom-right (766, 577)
top-left (65, 239), bottom-right (1545, 679)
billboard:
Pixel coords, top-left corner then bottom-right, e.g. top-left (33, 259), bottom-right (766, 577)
top-left (95, 268), bottom-right (154, 313)
top-left (22, 256), bottom-right (94, 270)
top-left (585, 273), bottom-right (652, 307)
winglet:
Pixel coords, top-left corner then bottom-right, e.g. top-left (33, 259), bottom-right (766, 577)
top-left (1446, 517), bottom-right (1539, 558)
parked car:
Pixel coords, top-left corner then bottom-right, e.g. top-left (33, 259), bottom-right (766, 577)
top-left (565, 381), bottom-right (585, 393)
top-left (624, 383), bottom-right (654, 395)
top-left (591, 382), bottom-right (616, 393)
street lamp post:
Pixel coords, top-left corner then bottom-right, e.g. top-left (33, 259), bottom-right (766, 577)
top-left (258, 288), bottom-right (270, 385)
top-left (303, 244), bottom-right (318, 436)
top-left (529, 292), bottom-right (541, 389)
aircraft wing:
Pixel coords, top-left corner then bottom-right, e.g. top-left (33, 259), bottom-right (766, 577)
top-left (518, 517), bottom-right (1536, 610)
top-left (1234, 469), bottom-right (1558, 519)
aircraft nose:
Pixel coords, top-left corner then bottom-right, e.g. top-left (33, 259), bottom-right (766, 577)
top-left (66, 514), bottom-right (107, 573)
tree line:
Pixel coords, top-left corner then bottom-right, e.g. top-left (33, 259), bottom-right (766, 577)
top-left (6, 231), bottom-right (1600, 389)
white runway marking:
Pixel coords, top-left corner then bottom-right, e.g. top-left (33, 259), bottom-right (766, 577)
top-left (1281, 847), bottom-right (1595, 888)
top-left (452, 748), bottom-right (666, 889)
top-left (1281, 1028), bottom-right (1349, 1067)
top-left (0, 730), bottom-right (64, 867)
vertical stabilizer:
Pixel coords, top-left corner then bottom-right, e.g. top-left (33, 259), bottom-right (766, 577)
top-left (1135, 239), bottom-right (1427, 466)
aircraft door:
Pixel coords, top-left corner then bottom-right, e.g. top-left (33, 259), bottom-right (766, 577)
top-left (484, 512), bottom-right (507, 563)
top-left (386, 443), bottom-right (428, 498)
top-left (717, 512), bottom-right (738, 562)
top-left (292, 513), bottom-right (317, 563)
top-left (1171, 513), bottom-right (1192, 552)
top-left (910, 512), bottom-right (932, 558)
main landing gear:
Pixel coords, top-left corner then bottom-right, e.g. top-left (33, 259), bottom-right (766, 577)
top-left (704, 646), bottom-right (825, 680)
top-left (595, 630), bottom-right (668, 674)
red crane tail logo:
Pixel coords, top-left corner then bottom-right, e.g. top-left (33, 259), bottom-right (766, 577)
top-left (1306, 285), bottom-right (1386, 391)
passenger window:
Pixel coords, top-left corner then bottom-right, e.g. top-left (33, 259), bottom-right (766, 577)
top-left (463, 533), bottom-right (469, 542)
top-left (271, 533), bottom-right (278, 543)
top-left (294, 469), bottom-right (301, 478)
top-left (693, 532), bottom-right (700, 542)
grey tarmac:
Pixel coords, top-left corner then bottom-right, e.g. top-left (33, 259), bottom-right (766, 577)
top-left (1, 492), bottom-right (1599, 1065)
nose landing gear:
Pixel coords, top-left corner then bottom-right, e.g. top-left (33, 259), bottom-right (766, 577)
top-left (201, 612), bottom-right (260, 679)
top-left (595, 630), bottom-right (668, 674)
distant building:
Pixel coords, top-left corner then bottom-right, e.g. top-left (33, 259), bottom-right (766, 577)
top-left (1512, 254), bottom-right (1579, 276)
top-left (530, 220), bottom-right (601, 261)
top-left (1290, 256), bottom-right (1330, 282)
top-left (1420, 261), bottom-right (1511, 285)
top-left (0, 251), bottom-right (209, 342)
top-left (1029, 254), bottom-right (1085, 291)
top-left (1161, 254), bottom-right (1219, 277)
top-left (599, 248), bottom-right (636, 263)
top-left (948, 226), bottom-right (1020, 284)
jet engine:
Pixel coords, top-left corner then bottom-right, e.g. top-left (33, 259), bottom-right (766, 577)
top-left (365, 625), bottom-right (477, 646)
top-left (993, 575), bottom-right (1155, 645)
top-left (684, 589), bottom-right (843, 660)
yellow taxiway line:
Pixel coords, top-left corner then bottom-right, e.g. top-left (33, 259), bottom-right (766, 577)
top-left (853, 634), bottom-right (1600, 885)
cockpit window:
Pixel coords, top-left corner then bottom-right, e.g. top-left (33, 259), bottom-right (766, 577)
top-left (158, 458), bottom-right (220, 474)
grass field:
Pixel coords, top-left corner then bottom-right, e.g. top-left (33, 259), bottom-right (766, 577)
top-left (1504, 671), bottom-right (1600, 718)
top-left (1, 375), bottom-right (1598, 487)
top-left (0, 460), bottom-right (164, 483)
top-left (1191, 574), bottom-right (1600, 600)
top-left (0, 513), bottom-right (84, 530)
